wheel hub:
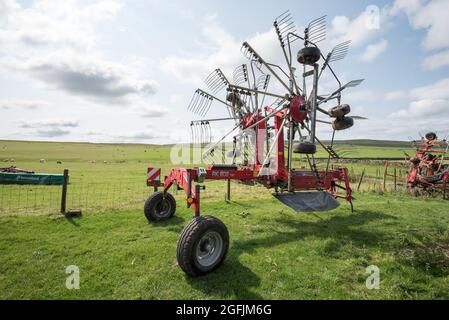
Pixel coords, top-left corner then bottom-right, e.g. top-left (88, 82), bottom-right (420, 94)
top-left (196, 231), bottom-right (223, 268)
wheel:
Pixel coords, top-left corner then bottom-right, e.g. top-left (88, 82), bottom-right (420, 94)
top-left (297, 46), bottom-right (321, 65)
top-left (177, 216), bottom-right (229, 277)
top-left (293, 141), bottom-right (317, 154)
top-left (332, 116), bottom-right (354, 131)
top-left (144, 191), bottom-right (176, 222)
top-left (425, 132), bottom-right (437, 141)
top-left (328, 104), bottom-right (351, 118)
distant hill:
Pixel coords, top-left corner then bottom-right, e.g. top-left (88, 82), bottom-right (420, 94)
top-left (0, 139), bottom-right (413, 149)
top-left (321, 139), bottom-right (411, 148)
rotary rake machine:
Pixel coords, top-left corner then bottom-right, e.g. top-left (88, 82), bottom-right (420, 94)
top-left (144, 11), bottom-right (366, 277)
top-left (407, 132), bottom-right (449, 198)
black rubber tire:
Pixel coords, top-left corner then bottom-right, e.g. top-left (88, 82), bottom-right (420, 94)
top-left (177, 216), bottom-right (229, 277)
top-left (297, 46), bottom-right (321, 65)
top-left (425, 132), bottom-right (437, 141)
top-left (328, 104), bottom-right (351, 118)
top-left (293, 141), bottom-right (317, 154)
top-left (332, 116), bottom-right (354, 131)
top-left (144, 191), bottom-right (176, 222)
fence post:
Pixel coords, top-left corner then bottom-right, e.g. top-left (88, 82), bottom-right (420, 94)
top-left (383, 161), bottom-right (388, 191)
top-left (394, 167), bottom-right (397, 191)
top-left (226, 179), bottom-right (231, 201)
top-left (357, 168), bottom-right (365, 191)
top-left (60, 169), bottom-right (69, 214)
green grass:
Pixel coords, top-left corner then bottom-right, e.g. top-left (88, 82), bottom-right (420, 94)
top-left (1, 139), bottom-right (449, 299)
top-left (1, 193), bottom-right (449, 299)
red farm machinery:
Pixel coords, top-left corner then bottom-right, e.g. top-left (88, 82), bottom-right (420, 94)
top-left (144, 12), bottom-right (366, 277)
top-left (407, 132), bottom-right (449, 198)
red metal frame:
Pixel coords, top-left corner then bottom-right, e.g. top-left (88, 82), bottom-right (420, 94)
top-left (148, 102), bottom-right (353, 215)
top-left (407, 139), bottom-right (449, 196)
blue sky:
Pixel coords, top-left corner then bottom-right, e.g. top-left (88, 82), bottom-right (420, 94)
top-left (1, 0), bottom-right (449, 143)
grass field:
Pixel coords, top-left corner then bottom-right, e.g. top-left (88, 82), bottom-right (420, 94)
top-left (1, 140), bottom-right (449, 299)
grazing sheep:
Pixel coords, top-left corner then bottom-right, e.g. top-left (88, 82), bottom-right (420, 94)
top-left (10, 158), bottom-right (15, 163)
top-left (3, 159), bottom-right (9, 162)
top-left (39, 159), bottom-right (46, 163)
top-left (90, 160), bottom-right (96, 163)
top-left (56, 160), bottom-right (62, 164)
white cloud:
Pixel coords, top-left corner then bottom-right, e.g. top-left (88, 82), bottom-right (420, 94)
top-left (140, 105), bottom-right (168, 118)
top-left (390, 0), bottom-right (449, 71)
top-left (36, 128), bottom-right (70, 137)
top-left (391, 99), bottom-right (447, 119)
top-left (385, 90), bottom-right (408, 101)
top-left (1, 52), bottom-right (157, 103)
top-left (114, 131), bottom-right (158, 141)
top-left (0, 0), bottom-right (157, 105)
top-left (423, 49), bottom-right (449, 70)
top-left (19, 119), bottom-right (79, 129)
top-left (389, 77), bottom-right (449, 121)
top-left (328, 7), bottom-right (388, 48)
top-left (411, 77), bottom-right (449, 100)
top-left (160, 14), bottom-right (280, 86)
top-left (0, 0), bottom-right (122, 48)
top-left (390, 0), bottom-right (449, 50)
top-left (0, 99), bottom-right (48, 109)
top-left (360, 39), bottom-right (388, 61)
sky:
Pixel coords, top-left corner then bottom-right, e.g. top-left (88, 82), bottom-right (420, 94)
top-left (1, 0), bottom-right (449, 144)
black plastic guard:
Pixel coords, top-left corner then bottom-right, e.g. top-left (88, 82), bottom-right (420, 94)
top-left (273, 191), bottom-right (340, 212)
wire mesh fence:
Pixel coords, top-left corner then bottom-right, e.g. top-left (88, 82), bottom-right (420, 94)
top-left (0, 163), bottom-right (433, 216)
top-left (0, 182), bottom-right (150, 216)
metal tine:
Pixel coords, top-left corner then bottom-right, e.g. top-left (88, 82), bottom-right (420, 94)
top-left (202, 97), bottom-right (213, 117)
top-left (187, 89), bottom-right (217, 117)
top-left (256, 74), bottom-right (270, 90)
top-left (204, 69), bottom-right (229, 94)
top-left (240, 43), bottom-right (262, 68)
top-left (329, 40), bottom-right (351, 62)
top-left (188, 89), bottom-right (204, 114)
top-left (308, 15), bottom-right (326, 28)
top-left (344, 79), bottom-right (364, 88)
top-left (202, 122), bottom-right (206, 145)
top-left (194, 92), bottom-right (207, 115)
top-left (196, 92), bottom-right (210, 116)
top-left (233, 64), bottom-right (248, 85)
top-left (205, 121), bottom-right (211, 144)
top-left (190, 122), bottom-right (195, 144)
top-left (306, 15), bottom-right (326, 44)
top-left (198, 122), bottom-right (203, 145)
top-left (274, 10), bottom-right (297, 45)
top-left (198, 93), bottom-right (212, 116)
top-left (192, 122), bottom-right (197, 144)
top-left (187, 89), bottom-right (201, 113)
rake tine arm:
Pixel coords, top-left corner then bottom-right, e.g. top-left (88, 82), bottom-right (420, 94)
top-left (228, 84), bottom-right (288, 100)
top-left (241, 42), bottom-right (293, 95)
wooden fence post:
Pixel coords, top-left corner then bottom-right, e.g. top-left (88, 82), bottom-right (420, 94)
top-left (60, 169), bottom-right (69, 214)
top-left (226, 179), bottom-right (231, 201)
top-left (357, 168), bottom-right (365, 191)
top-left (394, 167), bottom-right (397, 191)
top-left (383, 161), bottom-right (388, 191)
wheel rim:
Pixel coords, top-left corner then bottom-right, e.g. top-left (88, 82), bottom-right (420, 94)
top-left (155, 198), bottom-right (170, 217)
top-left (195, 231), bottom-right (223, 268)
